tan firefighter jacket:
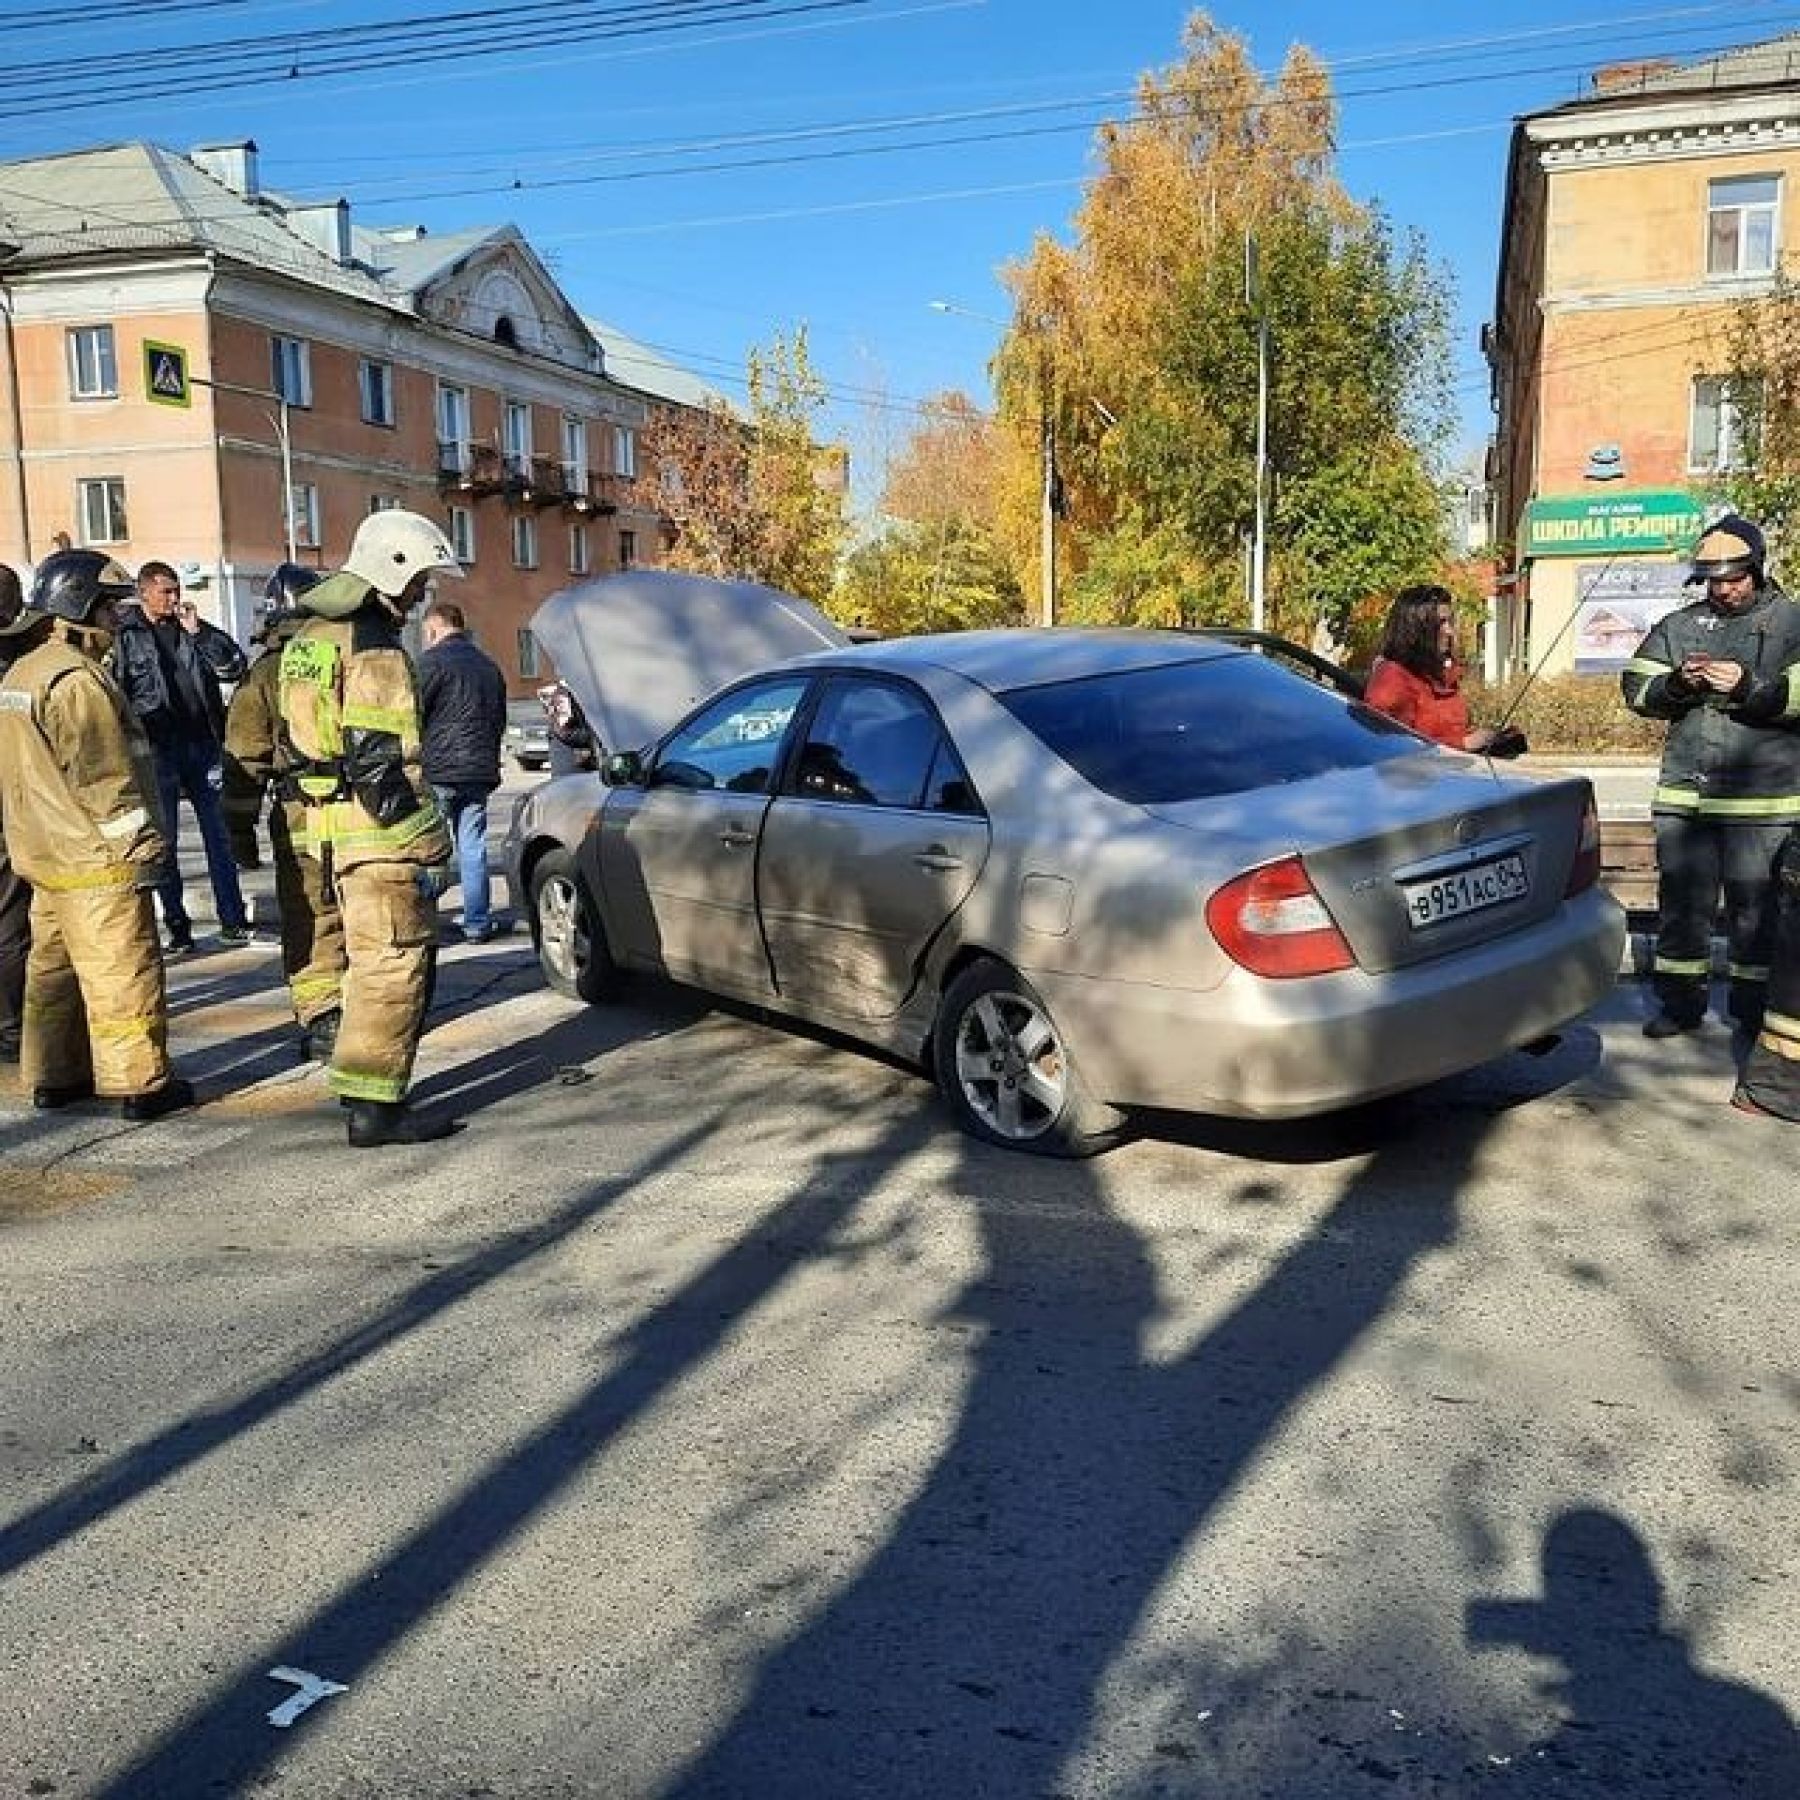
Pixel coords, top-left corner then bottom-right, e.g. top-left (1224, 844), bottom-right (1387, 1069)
top-left (0, 623), bottom-right (166, 891)
top-left (223, 622), bottom-right (295, 842)
top-left (275, 590), bottom-right (449, 870)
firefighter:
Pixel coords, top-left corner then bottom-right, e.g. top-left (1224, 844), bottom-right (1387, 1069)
top-left (0, 550), bottom-right (193, 1119)
top-left (0, 563), bottom-right (30, 1066)
top-left (1622, 514), bottom-right (1800, 1040)
top-left (276, 512), bottom-right (459, 1147)
top-left (223, 563), bottom-right (345, 1064)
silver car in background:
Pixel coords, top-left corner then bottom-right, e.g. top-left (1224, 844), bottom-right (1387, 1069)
top-left (505, 573), bottom-right (1624, 1156)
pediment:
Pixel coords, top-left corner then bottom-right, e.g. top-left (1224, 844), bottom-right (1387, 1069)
top-left (416, 233), bottom-right (599, 370)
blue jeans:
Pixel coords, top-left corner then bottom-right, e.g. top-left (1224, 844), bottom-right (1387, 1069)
top-left (154, 737), bottom-right (248, 936)
top-left (434, 784), bottom-right (494, 934)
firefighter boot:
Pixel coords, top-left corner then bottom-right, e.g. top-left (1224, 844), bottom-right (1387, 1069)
top-left (300, 1009), bottom-right (341, 1065)
top-left (121, 1076), bottom-right (195, 1123)
top-left (345, 1099), bottom-right (459, 1148)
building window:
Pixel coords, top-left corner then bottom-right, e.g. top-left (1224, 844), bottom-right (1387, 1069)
top-left (518, 629), bottom-right (540, 679)
top-left (76, 476), bottom-right (127, 543)
top-left (369, 493), bottom-right (401, 514)
top-left (615, 424), bottom-right (637, 480)
top-left (449, 504), bottom-right (475, 564)
top-left (511, 513), bottom-right (538, 568)
top-left (359, 358), bottom-right (395, 427)
top-left (67, 325), bottom-right (118, 399)
top-left (1707, 175), bottom-right (1780, 277)
top-left (619, 528), bottom-right (637, 568)
top-left (437, 383), bottom-right (471, 474)
top-left (561, 414), bottom-right (587, 488)
top-left (271, 335), bottom-right (313, 407)
top-left (504, 400), bottom-right (533, 481)
top-left (288, 482), bottom-right (321, 548)
top-left (569, 524), bottom-right (589, 575)
top-left (1690, 376), bottom-right (1759, 472)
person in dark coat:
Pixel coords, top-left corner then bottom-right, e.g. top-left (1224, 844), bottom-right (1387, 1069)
top-left (417, 599), bottom-right (509, 942)
top-left (0, 563), bottom-right (31, 1063)
top-left (110, 560), bottom-right (252, 953)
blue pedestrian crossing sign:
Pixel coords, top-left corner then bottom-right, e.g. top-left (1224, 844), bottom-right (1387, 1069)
top-left (144, 340), bottom-right (190, 408)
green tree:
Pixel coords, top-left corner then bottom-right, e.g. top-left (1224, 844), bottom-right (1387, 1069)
top-left (1720, 276), bottom-right (1800, 546)
top-left (998, 10), bottom-right (1456, 637)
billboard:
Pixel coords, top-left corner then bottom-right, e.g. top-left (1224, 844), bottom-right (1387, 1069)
top-left (1570, 561), bottom-right (1691, 673)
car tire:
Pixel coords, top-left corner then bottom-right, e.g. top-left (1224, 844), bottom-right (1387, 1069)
top-left (529, 849), bottom-right (619, 1004)
top-left (933, 958), bottom-right (1124, 1158)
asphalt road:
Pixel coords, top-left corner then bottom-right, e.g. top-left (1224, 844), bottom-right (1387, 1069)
top-left (2, 777), bottom-right (1796, 1799)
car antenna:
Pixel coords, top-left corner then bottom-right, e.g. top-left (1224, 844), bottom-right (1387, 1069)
top-left (1484, 552), bottom-right (1626, 759)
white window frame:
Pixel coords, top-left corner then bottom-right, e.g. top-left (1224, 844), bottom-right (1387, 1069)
top-left (615, 423), bottom-right (638, 480)
top-left (518, 629), bottom-right (540, 679)
top-left (288, 481), bottom-right (321, 548)
top-left (449, 503), bottom-right (476, 564)
top-left (76, 476), bottom-right (127, 544)
top-left (568, 522), bottom-right (589, 575)
top-left (561, 414), bottom-right (587, 487)
top-left (1707, 174), bottom-right (1780, 278)
top-left (369, 492), bottom-right (401, 515)
top-left (437, 383), bottom-right (471, 473)
top-left (504, 400), bottom-right (533, 481)
top-left (511, 513), bottom-right (538, 569)
top-left (271, 335), bottom-right (313, 408)
top-left (359, 358), bottom-right (395, 427)
top-left (67, 325), bottom-right (118, 400)
top-left (1689, 375), bottom-right (1758, 473)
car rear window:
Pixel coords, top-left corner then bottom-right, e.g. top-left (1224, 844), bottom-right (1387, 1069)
top-left (996, 654), bottom-right (1422, 804)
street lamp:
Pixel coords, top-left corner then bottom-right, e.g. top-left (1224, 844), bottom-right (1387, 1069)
top-left (929, 298), bottom-right (1057, 628)
top-left (1244, 232), bottom-right (1270, 635)
top-left (190, 374), bottom-right (296, 564)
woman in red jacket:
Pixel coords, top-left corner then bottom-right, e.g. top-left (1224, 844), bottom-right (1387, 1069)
top-left (1365, 584), bottom-right (1524, 755)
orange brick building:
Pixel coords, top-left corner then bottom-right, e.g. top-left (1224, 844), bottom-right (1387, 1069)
top-left (0, 139), bottom-right (680, 691)
top-left (1487, 38), bottom-right (1800, 678)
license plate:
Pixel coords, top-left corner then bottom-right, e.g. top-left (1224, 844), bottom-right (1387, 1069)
top-left (1402, 851), bottom-right (1529, 929)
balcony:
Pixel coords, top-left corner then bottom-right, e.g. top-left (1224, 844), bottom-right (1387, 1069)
top-left (564, 469), bottom-right (620, 516)
top-left (436, 439), bottom-right (506, 495)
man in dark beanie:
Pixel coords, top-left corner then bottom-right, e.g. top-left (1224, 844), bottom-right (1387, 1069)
top-left (0, 563), bottom-right (29, 1063)
top-left (1623, 513), bottom-right (1800, 1041)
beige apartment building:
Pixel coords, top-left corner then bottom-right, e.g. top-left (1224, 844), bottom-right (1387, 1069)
top-left (0, 138), bottom-right (680, 691)
top-left (1487, 37), bottom-right (1800, 679)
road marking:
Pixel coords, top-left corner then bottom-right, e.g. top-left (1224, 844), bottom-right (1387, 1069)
top-left (266, 1666), bottom-right (348, 1728)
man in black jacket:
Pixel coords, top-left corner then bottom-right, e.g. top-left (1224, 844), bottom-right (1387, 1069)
top-left (418, 599), bottom-right (509, 942)
top-left (111, 561), bottom-right (252, 953)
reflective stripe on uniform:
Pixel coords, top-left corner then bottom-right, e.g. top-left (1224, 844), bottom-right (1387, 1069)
top-left (1652, 786), bottom-right (1800, 818)
top-left (1653, 954), bottom-right (1712, 976)
top-left (88, 1012), bottom-right (162, 1043)
top-left (1624, 657), bottom-right (1671, 679)
top-left (97, 807), bottom-right (149, 841)
top-left (1761, 1009), bottom-right (1800, 1051)
top-left (1727, 962), bottom-right (1769, 983)
top-left (305, 797), bottom-right (443, 857)
top-left (340, 701), bottom-right (414, 736)
top-left (328, 1065), bottom-right (407, 1103)
top-left (27, 864), bottom-right (140, 893)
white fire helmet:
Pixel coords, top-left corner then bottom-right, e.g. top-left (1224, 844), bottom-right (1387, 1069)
top-left (343, 510), bottom-right (463, 600)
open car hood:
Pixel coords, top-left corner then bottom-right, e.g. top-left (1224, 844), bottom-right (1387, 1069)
top-left (528, 570), bottom-right (851, 754)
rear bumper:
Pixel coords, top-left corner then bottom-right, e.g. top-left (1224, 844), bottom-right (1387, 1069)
top-left (1032, 887), bottom-right (1626, 1119)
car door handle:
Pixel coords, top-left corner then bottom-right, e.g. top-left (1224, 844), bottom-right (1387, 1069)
top-left (718, 827), bottom-right (756, 849)
top-left (914, 848), bottom-right (964, 873)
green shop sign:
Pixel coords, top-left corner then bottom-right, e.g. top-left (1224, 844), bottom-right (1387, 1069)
top-left (1524, 491), bottom-right (1705, 558)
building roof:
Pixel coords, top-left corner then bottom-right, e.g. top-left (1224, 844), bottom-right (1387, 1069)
top-left (585, 316), bottom-right (726, 410)
top-left (1536, 31), bottom-right (1800, 115)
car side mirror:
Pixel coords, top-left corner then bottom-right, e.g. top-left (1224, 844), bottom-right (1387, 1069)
top-left (602, 750), bottom-right (643, 787)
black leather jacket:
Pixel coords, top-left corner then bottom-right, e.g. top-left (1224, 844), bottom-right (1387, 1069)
top-left (109, 601), bottom-right (247, 749)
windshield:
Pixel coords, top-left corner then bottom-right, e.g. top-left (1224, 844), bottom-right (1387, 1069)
top-left (996, 654), bottom-right (1424, 805)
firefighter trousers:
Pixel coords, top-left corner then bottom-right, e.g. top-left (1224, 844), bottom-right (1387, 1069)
top-left (1652, 816), bottom-right (1789, 1028)
top-left (328, 861), bottom-right (435, 1105)
top-left (270, 801), bottom-right (344, 1028)
top-left (22, 883), bottom-right (171, 1097)
top-left (0, 853), bottom-right (28, 1058)
top-left (1737, 827), bottom-right (1800, 1120)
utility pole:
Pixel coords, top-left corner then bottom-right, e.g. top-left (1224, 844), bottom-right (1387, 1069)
top-left (191, 374), bottom-right (295, 564)
top-left (1246, 231), bottom-right (1269, 635)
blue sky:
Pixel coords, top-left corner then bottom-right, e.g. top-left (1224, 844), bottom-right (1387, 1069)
top-left (6, 0), bottom-right (1798, 494)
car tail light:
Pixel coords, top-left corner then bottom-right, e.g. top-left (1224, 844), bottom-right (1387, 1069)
top-left (1206, 854), bottom-right (1356, 978)
top-left (1565, 797), bottom-right (1602, 896)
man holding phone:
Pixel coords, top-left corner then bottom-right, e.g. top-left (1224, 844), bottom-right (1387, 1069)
top-left (1622, 515), bottom-right (1800, 1041)
top-left (110, 560), bottom-right (251, 954)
